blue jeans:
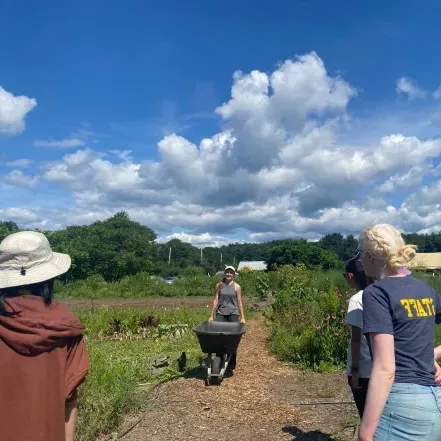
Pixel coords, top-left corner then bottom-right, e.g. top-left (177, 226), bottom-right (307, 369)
top-left (374, 383), bottom-right (441, 440)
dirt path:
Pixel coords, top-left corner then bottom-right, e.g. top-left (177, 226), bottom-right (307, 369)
top-left (120, 316), bottom-right (358, 441)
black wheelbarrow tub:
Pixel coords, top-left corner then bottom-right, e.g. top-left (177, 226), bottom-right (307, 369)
top-left (193, 321), bottom-right (246, 354)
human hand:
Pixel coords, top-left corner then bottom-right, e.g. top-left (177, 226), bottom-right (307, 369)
top-left (240, 317), bottom-right (246, 324)
top-left (351, 371), bottom-right (361, 389)
top-left (208, 316), bottom-right (214, 322)
top-left (358, 424), bottom-right (374, 441)
top-left (434, 360), bottom-right (441, 386)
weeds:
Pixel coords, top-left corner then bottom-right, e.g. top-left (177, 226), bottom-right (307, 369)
top-left (268, 267), bottom-right (441, 371)
top-left (75, 307), bottom-right (207, 441)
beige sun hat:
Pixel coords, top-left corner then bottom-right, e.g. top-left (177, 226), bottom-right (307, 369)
top-left (0, 231), bottom-right (71, 289)
top-left (224, 265), bottom-right (238, 274)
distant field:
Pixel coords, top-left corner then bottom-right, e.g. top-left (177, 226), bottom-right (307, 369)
top-left (62, 296), bottom-right (214, 310)
top-left (61, 295), bottom-right (260, 310)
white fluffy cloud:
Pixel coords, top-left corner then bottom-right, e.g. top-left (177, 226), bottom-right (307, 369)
top-left (160, 232), bottom-right (239, 248)
top-left (0, 87), bottom-right (36, 135)
top-left (2, 52), bottom-right (441, 245)
top-left (0, 207), bottom-right (38, 223)
top-left (3, 170), bottom-right (39, 189)
top-left (376, 165), bottom-right (428, 194)
top-left (396, 77), bottom-right (427, 100)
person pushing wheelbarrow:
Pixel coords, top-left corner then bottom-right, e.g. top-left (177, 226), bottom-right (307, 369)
top-left (208, 265), bottom-right (246, 374)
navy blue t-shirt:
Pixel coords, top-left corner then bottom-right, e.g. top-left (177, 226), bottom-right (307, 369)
top-left (363, 276), bottom-right (441, 386)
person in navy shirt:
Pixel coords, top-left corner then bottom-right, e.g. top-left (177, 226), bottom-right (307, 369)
top-left (358, 224), bottom-right (441, 441)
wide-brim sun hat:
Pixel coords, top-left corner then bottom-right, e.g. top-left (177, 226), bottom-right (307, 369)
top-left (0, 231), bottom-right (71, 289)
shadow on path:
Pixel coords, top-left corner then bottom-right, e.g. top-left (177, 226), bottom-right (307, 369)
top-left (282, 426), bottom-right (334, 441)
top-left (182, 365), bottom-right (206, 381)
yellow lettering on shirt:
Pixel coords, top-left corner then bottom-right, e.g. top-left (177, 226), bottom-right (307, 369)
top-left (400, 299), bottom-right (413, 317)
top-left (415, 299), bottom-right (428, 317)
top-left (401, 298), bottom-right (435, 318)
top-left (409, 299), bottom-right (418, 316)
top-left (422, 298), bottom-right (433, 315)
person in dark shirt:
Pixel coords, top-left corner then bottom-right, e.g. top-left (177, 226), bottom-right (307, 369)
top-left (344, 255), bottom-right (374, 419)
top-left (358, 224), bottom-right (441, 441)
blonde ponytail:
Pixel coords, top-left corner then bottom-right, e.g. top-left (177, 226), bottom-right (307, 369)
top-left (360, 224), bottom-right (417, 271)
top-left (387, 244), bottom-right (417, 270)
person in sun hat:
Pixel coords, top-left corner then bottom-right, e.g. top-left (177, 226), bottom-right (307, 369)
top-left (0, 231), bottom-right (89, 441)
top-left (208, 265), bottom-right (246, 372)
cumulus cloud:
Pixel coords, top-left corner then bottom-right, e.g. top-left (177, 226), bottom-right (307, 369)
top-left (3, 52), bottom-right (441, 246)
top-left (3, 170), bottom-right (39, 189)
top-left (396, 77), bottom-right (427, 100)
top-left (376, 165), bottom-right (429, 194)
top-left (160, 232), bottom-right (238, 248)
top-left (0, 87), bottom-right (37, 135)
top-left (0, 207), bottom-right (39, 223)
top-left (109, 150), bottom-right (133, 161)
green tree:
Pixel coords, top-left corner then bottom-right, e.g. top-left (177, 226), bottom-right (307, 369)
top-left (0, 221), bottom-right (19, 242)
top-left (49, 211), bottom-right (157, 282)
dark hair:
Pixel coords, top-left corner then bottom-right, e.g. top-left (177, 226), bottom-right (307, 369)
top-left (345, 255), bottom-right (372, 290)
top-left (0, 279), bottom-right (54, 316)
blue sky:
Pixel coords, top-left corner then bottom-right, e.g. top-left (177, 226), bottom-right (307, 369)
top-left (1, 0), bottom-right (441, 246)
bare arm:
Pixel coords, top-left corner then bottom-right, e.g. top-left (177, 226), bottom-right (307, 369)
top-left (359, 333), bottom-right (395, 441)
top-left (209, 284), bottom-right (220, 320)
top-left (435, 345), bottom-right (441, 361)
top-left (236, 284), bottom-right (246, 323)
top-left (65, 396), bottom-right (78, 441)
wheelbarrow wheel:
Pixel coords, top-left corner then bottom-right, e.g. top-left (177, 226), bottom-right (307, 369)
top-left (209, 376), bottom-right (222, 386)
top-left (211, 356), bottom-right (222, 375)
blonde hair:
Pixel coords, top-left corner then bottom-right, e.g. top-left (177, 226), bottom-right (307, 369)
top-left (359, 224), bottom-right (417, 271)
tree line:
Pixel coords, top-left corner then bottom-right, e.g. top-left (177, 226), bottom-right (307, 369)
top-left (1, 212), bottom-right (440, 282)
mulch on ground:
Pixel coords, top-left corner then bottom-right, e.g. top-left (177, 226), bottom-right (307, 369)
top-left (116, 316), bottom-right (358, 441)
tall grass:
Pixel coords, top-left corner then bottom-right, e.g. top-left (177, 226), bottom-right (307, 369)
top-left (268, 268), bottom-right (441, 371)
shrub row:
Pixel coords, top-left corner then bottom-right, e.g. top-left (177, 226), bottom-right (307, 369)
top-left (268, 265), bottom-right (441, 372)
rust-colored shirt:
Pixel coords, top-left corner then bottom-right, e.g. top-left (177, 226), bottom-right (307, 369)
top-left (0, 295), bottom-right (89, 441)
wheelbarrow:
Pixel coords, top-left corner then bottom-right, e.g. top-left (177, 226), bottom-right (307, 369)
top-left (193, 320), bottom-right (246, 385)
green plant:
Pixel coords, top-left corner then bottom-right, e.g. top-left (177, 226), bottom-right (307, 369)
top-left (255, 272), bottom-right (269, 301)
top-left (268, 267), bottom-right (351, 371)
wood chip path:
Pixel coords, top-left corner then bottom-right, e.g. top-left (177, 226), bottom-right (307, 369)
top-left (120, 316), bottom-right (357, 441)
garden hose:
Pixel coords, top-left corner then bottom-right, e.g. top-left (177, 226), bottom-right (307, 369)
top-left (106, 374), bottom-right (182, 440)
top-left (289, 400), bottom-right (355, 406)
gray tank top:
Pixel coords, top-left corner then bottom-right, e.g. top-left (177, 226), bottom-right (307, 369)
top-left (216, 282), bottom-right (239, 316)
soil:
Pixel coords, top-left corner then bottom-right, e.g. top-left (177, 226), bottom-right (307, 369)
top-left (116, 316), bottom-right (358, 441)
